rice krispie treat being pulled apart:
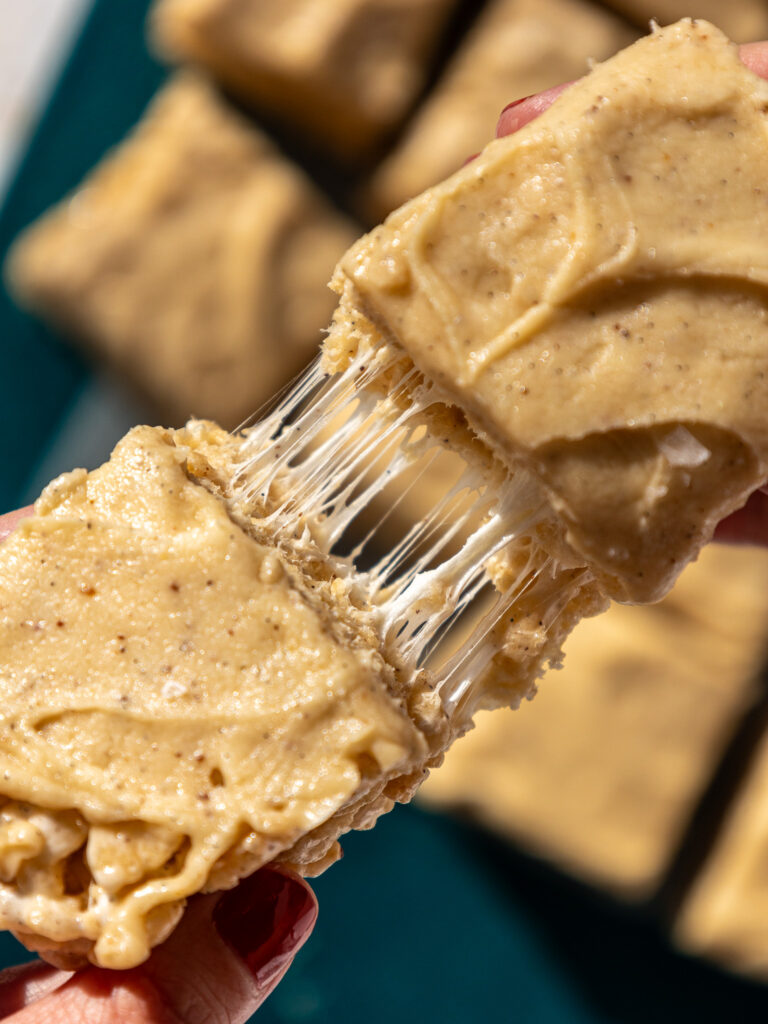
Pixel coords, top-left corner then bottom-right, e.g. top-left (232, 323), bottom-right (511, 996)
top-left (1, 19), bottom-right (767, 970)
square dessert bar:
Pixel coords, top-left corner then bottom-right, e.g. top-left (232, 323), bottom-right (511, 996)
top-left (150, 0), bottom-right (457, 160)
top-left (421, 546), bottom-right (768, 898)
top-left (0, 422), bottom-right (437, 968)
top-left (368, 0), bottom-right (636, 218)
top-left (601, 0), bottom-right (768, 42)
top-left (675, 704), bottom-right (768, 978)
top-left (7, 75), bottom-right (357, 429)
top-left (331, 22), bottom-right (768, 604)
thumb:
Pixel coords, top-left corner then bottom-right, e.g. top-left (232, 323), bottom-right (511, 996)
top-left (6, 866), bottom-right (317, 1024)
top-left (0, 507), bottom-right (33, 543)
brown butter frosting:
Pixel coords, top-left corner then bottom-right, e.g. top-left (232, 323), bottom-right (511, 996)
top-left (329, 19), bottom-right (768, 602)
top-left (0, 423), bottom-right (429, 968)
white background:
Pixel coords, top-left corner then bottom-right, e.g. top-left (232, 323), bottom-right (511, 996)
top-left (0, 0), bottom-right (90, 195)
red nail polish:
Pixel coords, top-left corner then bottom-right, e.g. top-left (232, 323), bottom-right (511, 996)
top-left (500, 95), bottom-right (533, 115)
top-left (213, 867), bottom-right (317, 989)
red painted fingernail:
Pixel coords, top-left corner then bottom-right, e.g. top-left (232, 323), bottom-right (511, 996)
top-left (462, 152), bottom-right (480, 167)
top-left (213, 867), bottom-right (317, 990)
top-left (500, 95), bottom-right (533, 115)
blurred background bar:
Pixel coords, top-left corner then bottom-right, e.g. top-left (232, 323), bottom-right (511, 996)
top-left (5, 3), bottom-right (768, 1022)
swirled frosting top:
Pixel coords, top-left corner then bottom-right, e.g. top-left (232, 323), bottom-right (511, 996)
top-left (330, 19), bottom-right (768, 600)
top-left (0, 424), bottom-right (425, 967)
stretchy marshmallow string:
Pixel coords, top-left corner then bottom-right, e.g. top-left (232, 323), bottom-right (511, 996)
top-left (233, 351), bottom-right (586, 713)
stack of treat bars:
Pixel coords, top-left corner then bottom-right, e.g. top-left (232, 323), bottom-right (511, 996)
top-left (7, 0), bottom-right (768, 982)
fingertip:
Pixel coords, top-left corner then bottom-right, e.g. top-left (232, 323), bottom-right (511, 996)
top-left (494, 39), bottom-right (768, 138)
top-left (496, 95), bottom-right (534, 132)
top-left (0, 506), bottom-right (33, 544)
top-left (20, 869), bottom-right (318, 1024)
top-left (213, 866), bottom-right (318, 992)
top-left (739, 41), bottom-right (768, 80)
top-left (496, 82), bottom-right (573, 137)
top-left (0, 960), bottom-right (70, 1017)
top-left (714, 490), bottom-right (768, 547)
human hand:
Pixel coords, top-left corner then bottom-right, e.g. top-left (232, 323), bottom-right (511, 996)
top-left (0, 830), bottom-right (315, 1024)
top-left (0, 503), bottom-right (319, 1020)
top-left (0, 866), bottom-right (316, 1024)
top-left (0, 506), bottom-right (317, 1022)
top-left (492, 40), bottom-right (768, 548)
top-left (0, 509), bottom-right (31, 544)
top-left (0, 507), bottom-right (319, 1019)
top-left (495, 41), bottom-right (768, 136)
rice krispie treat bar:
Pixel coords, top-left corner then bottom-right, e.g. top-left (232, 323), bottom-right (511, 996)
top-left (2, 20), bottom-right (768, 973)
top-left (150, 0), bottom-right (457, 159)
top-left (7, 75), bottom-right (357, 429)
top-left (602, 0), bottom-right (768, 42)
top-left (421, 546), bottom-right (768, 898)
top-left (367, 0), bottom-right (636, 217)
